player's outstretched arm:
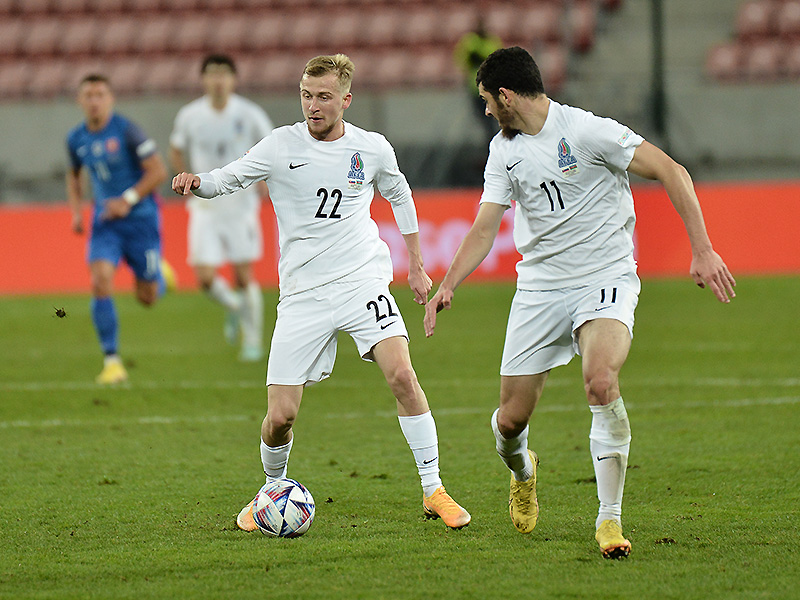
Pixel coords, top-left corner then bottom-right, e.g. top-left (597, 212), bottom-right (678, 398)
top-left (627, 141), bottom-right (736, 303)
top-left (172, 172), bottom-right (200, 195)
top-left (424, 202), bottom-right (506, 337)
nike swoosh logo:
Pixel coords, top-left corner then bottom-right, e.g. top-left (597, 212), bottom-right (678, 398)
top-left (289, 162), bottom-right (308, 169)
top-left (423, 457), bottom-right (438, 465)
top-left (594, 306), bottom-right (612, 312)
top-left (596, 455), bottom-right (615, 461)
top-left (380, 321), bottom-right (397, 330)
top-left (506, 160), bottom-right (523, 171)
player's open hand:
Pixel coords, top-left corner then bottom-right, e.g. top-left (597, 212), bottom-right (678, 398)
top-left (690, 249), bottom-right (736, 303)
top-left (172, 172), bottom-right (200, 195)
top-left (101, 197), bottom-right (131, 221)
top-left (70, 211), bottom-right (84, 235)
top-left (423, 287), bottom-right (453, 337)
top-left (408, 268), bottom-right (433, 305)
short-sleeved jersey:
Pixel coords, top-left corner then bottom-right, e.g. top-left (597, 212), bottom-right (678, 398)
top-left (481, 100), bottom-right (644, 290)
top-left (66, 113), bottom-right (159, 223)
top-left (170, 94), bottom-right (273, 214)
top-left (196, 121), bottom-right (414, 298)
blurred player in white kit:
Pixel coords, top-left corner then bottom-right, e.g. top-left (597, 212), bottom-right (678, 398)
top-left (170, 54), bottom-right (274, 361)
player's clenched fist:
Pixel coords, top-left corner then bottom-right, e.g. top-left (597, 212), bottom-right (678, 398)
top-left (172, 172), bottom-right (200, 195)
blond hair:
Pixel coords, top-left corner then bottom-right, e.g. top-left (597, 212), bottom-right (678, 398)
top-left (302, 54), bottom-right (355, 94)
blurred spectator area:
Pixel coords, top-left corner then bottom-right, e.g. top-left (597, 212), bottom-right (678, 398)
top-left (0, 0), bottom-right (625, 100)
top-left (706, 0), bottom-right (800, 82)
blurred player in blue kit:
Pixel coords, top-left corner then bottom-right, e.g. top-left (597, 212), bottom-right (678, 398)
top-left (66, 74), bottom-right (170, 384)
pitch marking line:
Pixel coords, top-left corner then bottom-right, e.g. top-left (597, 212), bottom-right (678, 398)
top-left (1, 396), bottom-right (797, 430)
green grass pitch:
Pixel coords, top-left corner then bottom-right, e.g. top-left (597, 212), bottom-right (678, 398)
top-left (1, 276), bottom-right (798, 599)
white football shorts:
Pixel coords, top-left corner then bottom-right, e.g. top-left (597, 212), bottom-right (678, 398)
top-left (266, 277), bottom-right (409, 386)
top-left (500, 271), bottom-right (640, 376)
top-left (187, 198), bottom-right (263, 266)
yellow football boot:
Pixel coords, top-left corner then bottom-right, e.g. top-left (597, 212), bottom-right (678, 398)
top-left (595, 519), bottom-right (631, 559)
top-left (509, 450), bottom-right (539, 533)
top-left (95, 357), bottom-right (128, 385)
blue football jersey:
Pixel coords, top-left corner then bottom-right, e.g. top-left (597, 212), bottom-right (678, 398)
top-left (66, 113), bottom-right (159, 222)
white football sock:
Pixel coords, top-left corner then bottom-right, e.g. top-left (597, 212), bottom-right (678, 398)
top-left (260, 436), bottom-right (293, 480)
top-left (398, 411), bottom-right (442, 497)
top-left (240, 282), bottom-right (264, 349)
top-left (207, 276), bottom-right (243, 312)
top-left (589, 397), bottom-right (631, 529)
top-left (491, 408), bottom-right (534, 482)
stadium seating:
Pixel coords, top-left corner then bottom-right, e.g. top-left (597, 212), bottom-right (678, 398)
top-left (0, 0), bottom-right (625, 99)
top-left (707, 0), bottom-right (800, 82)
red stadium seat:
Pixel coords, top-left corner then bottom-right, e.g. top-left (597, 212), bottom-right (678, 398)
top-left (106, 59), bottom-right (146, 95)
top-left (403, 8), bottom-right (443, 47)
top-left (361, 9), bottom-right (403, 48)
top-left (15, 0), bottom-right (51, 14)
top-left (26, 59), bottom-right (70, 98)
top-left (172, 15), bottom-right (212, 53)
top-left (438, 4), bottom-right (478, 45)
top-left (0, 19), bottom-right (25, 56)
top-left (415, 50), bottom-right (460, 87)
top-left (134, 15), bottom-right (173, 54)
top-left (326, 10), bottom-right (363, 50)
top-left (58, 0), bottom-right (92, 13)
top-left (741, 39), bottom-right (785, 81)
top-left (97, 17), bottom-right (140, 55)
top-left (776, 0), bottom-right (800, 40)
top-left (0, 62), bottom-right (30, 99)
top-left (569, 0), bottom-right (596, 53)
top-left (140, 57), bottom-right (185, 93)
top-left (239, 13), bottom-right (288, 52)
top-left (285, 13), bottom-right (326, 50)
top-left (20, 18), bottom-right (61, 56)
top-left (705, 42), bottom-right (744, 81)
top-left (783, 41), bottom-right (800, 76)
top-left (536, 43), bottom-right (568, 94)
top-left (736, 0), bottom-right (777, 40)
top-left (60, 19), bottom-right (99, 56)
top-left (213, 14), bottom-right (249, 52)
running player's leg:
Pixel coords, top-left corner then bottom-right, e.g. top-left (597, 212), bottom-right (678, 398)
top-left (233, 261), bottom-right (263, 362)
top-left (494, 374), bottom-right (546, 533)
top-left (372, 337), bottom-right (470, 529)
top-left (576, 317), bottom-right (633, 558)
top-left (90, 259), bottom-right (127, 384)
top-left (573, 273), bottom-right (639, 558)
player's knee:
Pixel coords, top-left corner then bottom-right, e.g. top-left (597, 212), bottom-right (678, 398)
top-left (266, 409), bottom-right (295, 438)
top-left (496, 407), bottom-right (528, 438)
top-left (584, 369), bottom-right (618, 404)
top-left (385, 364), bottom-right (419, 398)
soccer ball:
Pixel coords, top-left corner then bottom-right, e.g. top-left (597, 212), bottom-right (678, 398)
top-left (252, 478), bottom-right (315, 538)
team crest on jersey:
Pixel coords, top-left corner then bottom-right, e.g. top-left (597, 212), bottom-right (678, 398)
top-left (105, 137), bottom-right (120, 154)
top-left (557, 137), bottom-right (579, 177)
top-left (347, 152), bottom-right (365, 190)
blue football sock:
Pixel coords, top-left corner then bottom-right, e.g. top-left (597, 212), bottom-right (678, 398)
top-left (91, 296), bottom-right (118, 355)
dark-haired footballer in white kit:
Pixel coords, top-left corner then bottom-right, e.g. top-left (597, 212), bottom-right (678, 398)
top-left (173, 54), bottom-right (471, 530)
top-left (426, 46), bottom-right (736, 558)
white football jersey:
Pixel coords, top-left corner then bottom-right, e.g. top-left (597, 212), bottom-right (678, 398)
top-left (481, 100), bottom-right (644, 290)
top-left (196, 121), bottom-right (415, 298)
top-left (170, 94), bottom-right (273, 214)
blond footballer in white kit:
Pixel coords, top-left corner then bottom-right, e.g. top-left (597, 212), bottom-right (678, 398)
top-left (173, 54), bottom-right (471, 530)
top-left (170, 54), bottom-right (274, 361)
top-left (425, 47), bottom-right (736, 558)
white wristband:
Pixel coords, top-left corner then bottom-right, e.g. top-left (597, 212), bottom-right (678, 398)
top-left (123, 188), bottom-right (140, 205)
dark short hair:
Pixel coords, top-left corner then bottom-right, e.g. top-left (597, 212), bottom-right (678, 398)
top-left (79, 73), bottom-right (111, 88)
top-left (201, 54), bottom-right (237, 74)
top-left (476, 46), bottom-right (545, 99)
